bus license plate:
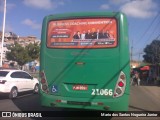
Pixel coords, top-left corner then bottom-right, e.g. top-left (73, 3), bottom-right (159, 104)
top-left (73, 85), bottom-right (88, 90)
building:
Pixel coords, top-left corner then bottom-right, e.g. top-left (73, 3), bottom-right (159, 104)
top-left (0, 31), bottom-right (40, 67)
top-left (130, 60), bottom-right (140, 68)
top-left (18, 36), bottom-right (40, 47)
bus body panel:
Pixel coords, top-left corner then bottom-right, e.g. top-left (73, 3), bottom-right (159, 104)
top-left (43, 49), bottom-right (120, 98)
top-left (40, 92), bottom-right (129, 111)
top-left (40, 12), bottom-right (130, 111)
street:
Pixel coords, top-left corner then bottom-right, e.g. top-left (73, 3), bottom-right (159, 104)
top-left (129, 85), bottom-right (160, 111)
top-left (0, 86), bottom-right (160, 120)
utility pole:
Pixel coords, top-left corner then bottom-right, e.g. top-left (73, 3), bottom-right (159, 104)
top-left (130, 39), bottom-right (133, 68)
top-left (0, 0), bottom-right (6, 67)
top-left (138, 52), bottom-right (143, 66)
top-left (131, 46), bottom-right (133, 62)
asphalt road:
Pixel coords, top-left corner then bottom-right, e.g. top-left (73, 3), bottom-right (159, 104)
top-left (0, 86), bottom-right (160, 120)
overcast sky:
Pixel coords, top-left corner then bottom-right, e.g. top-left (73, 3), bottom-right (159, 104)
top-left (0, 0), bottom-right (160, 60)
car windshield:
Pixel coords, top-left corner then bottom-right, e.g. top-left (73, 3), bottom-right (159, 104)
top-left (0, 71), bottom-right (9, 77)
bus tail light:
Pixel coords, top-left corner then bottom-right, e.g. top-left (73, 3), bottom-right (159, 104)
top-left (40, 71), bottom-right (49, 94)
top-left (41, 78), bottom-right (46, 84)
top-left (113, 71), bottom-right (126, 98)
top-left (118, 81), bottom-right (124, 87)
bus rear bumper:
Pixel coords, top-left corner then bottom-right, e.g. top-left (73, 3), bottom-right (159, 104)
top-left (40, 93), bottom-right (129, 111)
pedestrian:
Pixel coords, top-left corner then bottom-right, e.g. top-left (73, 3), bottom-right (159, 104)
top-left (147, 69), bottom-right (152, 85)
top-left (135, 71), bottom-right (140, 86)
top-left (130, 69), bottom-right (134, 85)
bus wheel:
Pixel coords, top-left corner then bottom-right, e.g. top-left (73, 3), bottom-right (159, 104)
top-left (33, 84), bottom-right (39, 94)
top-left (9, 87), bottom-right (18, 99)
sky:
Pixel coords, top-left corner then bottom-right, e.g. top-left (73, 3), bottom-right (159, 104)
top-left (0, 0), bottom-right (160, 61)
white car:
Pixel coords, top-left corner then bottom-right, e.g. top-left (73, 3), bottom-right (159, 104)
top-left (0, 69), bottom-right (39, 99)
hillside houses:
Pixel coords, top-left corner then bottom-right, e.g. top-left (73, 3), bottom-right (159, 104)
top-left (0, 31), bottom-right (40, 67)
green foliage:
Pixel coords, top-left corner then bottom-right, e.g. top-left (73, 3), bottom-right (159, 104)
top-left (143, 40), bottom-right (160, 64)
top-left (6, 42), bottom-right (40, 67)
top-left (26, 42), bottom-right (40, 62)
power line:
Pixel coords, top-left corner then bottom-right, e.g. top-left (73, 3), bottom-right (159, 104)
top-left (138, 18), bottom-right (160, 52)
top-left (132, 13), bottom-right (160, 61)
top-left (133, 12), bottom-right (160, 47)
top-left (155, 33), bottom-right (160, 40)
top-left (138, 15), bottom-right (160, 54)
top-left (145, 14), bottom-right (160, 43)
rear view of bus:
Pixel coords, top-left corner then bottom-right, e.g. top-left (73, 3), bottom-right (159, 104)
top-left (40, 12), bottom-right (130, 111)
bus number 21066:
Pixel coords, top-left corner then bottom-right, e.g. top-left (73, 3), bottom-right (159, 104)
top-left (91, 89), bottom-right (113, 96)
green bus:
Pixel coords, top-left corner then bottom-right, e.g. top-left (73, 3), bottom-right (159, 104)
top-left (40, 12), bottom-right (130, 111)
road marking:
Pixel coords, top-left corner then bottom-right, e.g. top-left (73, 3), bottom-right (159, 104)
top-left (16, 93), bottom-right (34, 98)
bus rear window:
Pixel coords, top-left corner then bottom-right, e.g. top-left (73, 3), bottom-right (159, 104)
top-left (47, 18), bottom-right (117, 48)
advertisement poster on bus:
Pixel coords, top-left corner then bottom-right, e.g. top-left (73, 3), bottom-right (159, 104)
top-left (47, 18), bottom-right (117, 48)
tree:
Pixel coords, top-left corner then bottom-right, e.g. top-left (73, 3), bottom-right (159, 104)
top-left (143, 40), bottom-right (160, 64)
top-left (26, 42), bottom-right (40, 62)
top-left (6, 42), bottom-right (40, 68)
